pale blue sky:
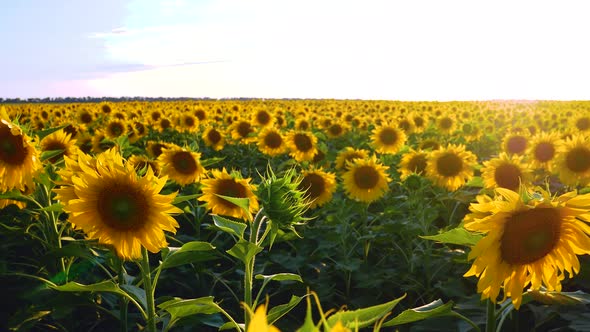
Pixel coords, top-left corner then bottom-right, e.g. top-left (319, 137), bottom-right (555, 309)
top-left (1, 0), bottom-right (589, 100)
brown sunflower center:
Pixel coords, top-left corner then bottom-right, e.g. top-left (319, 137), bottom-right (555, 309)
top-left (534, 142), bottom-right (555, 162)
top-left (576, 117), bottom-right (590, 131)
top-left (399, 120), bottom-right (412, 132)
top-left (80, 112), bottom-right (92, 123)
top-left (195, 110), bottom-right (206, 120)
top-left (329, 124), bottom-right (343, 136)
top-left (217, 179), bottom-right (247, 208)
top-left (101, 105), bottom-right (112, 114)
top-left (256, 111), bottom-right (271, 125)
top-left (565, 147), bottom-right (590, 173)
top-left (263, 132), bottom-right (283, 148)
top-left (439, 117), bottom-right (453, 130)
top-left (184, 116), bottom-right (196, 127)
top-left (171, 152), bottom-right (198, 174)
top-left (494, 163), bottom-right (522, 191)
top-left (298, 173), bottom-right (325, 201)
top-left (298, 120), bottom-right (310, 131)
top-left (354, 166), bottom-right (380, 189)
top-left (0, 125), bottom-right (27, 165)
top-left (151, 111), bottom-right (161, 121)
top-left (414, 117), bottom-right (425, 128)
top-left (150, 143), bottom-right (167, 158)
top-left (97, 183), bottom-right (148, 230)
top-left (408, 154), bottom-right (427, 175)
top-left (436, 153), bottom-right (463, 177)
top-left (237, 122), bottom-right (252, 138)
top-left (43, 141), bottom-right (67, 163)
top-left (378, 128), bottom-right (398, 145)
top-left (207, 129), bottom-right (222, 144)
top-left (506, 136), bottom-right (527, 154)
top-left (160, 119), bottom-right (171, 129)
top-left (294, 133), bottom-right (313, 152)
top-left (501, 207), bottom-right (561, 265)
top-left (420, 140), bottom-right (440, 151)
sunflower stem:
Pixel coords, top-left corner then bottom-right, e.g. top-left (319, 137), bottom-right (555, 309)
top-left (244, 209), bottom-right (265, 330)
top-left (486, 299), bottom-right (496, 332)
top-left (141, 248), bottom-right (157, 332)
top-left (118, 259), bottom-right (128, 332)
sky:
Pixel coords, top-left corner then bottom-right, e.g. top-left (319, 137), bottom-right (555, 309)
top-left (1, 0), bottom-right (589, 100)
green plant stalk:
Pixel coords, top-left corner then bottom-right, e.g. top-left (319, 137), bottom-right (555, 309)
top-left (141, 248), bottom-right (157, 332)
top-left (244, 209), bottom-right (266, 330)
top-left (486, 299), bottom-right (496, 332)
top-left (118, 259), bottom-right (128, 332)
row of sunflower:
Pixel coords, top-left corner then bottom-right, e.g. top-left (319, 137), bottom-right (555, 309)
top-left (2, 100), bottom-right (590, 331)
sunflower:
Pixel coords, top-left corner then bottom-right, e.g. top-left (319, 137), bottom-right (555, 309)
top-left (325, 122), bottom-right (348, 139)
top-left (502, 133), bottom-right (529, 155)
top-left (252, 108), bottom-right (274, 128)
top-left (426, 144), bottom-right (477, 191)
top-left (105, 119), bottom-right (128, 139)
top-left (246, 304), bottom-right (280, 332)
top-left (91, 130), bottom-right (115, 154)
top-left (231, 119), bottom-right (256, 143)
top-left (198, 168), bottom-right (259, 221)
top-left (297, 169), bottom-right (337, 208)
top-left (370, 123), bottom-right (406, 155)
top-left (419, 139), bottom-right (441, 151)
top-left (554, 134), bottom-right (590, 187)
top-left (54, 149), bottom-right (182, 261)
top-left (257, 127), bottom-right (286, 157)
top-left (202, 127), bottom-right (226, 151)
top-left (286, 131), bottom-right (318, 162)
top-left (179, 113), bottom-right (199, 132)
top-left (481, 153), bottom-right (531, 191)
top-left (464, 188), bottom-right (590, 309)
top-left (128, 154), bottom-right (160, 176)
top-left (146, 141), bottom-right (173, 159)
top-left (157, 145), bottom-right (205, 186)
top-left (436, 115), bottom-right (456, 134)
top-left (0, 109), bottom-right (41, 192)
top-left (399, 149), bottom-right (429, 180)
top-left (573, 115), bottom-right (590, 132)
top-left (335, 147), bottom-right (370, 171)
top-left (295, 118), bottom-right (312, 131)
top-left (527, 132), bottom-right (563, 172)
top-left (40, 130), bottom-right (79, 164)
top-left (342, 156), bottom-right (391, 203)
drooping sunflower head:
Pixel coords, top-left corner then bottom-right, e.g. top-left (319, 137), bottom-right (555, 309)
top-left (399, 149), bottom-right (429, 181)
top-left (426, 143), bottom-right (477, 191)
top-left (481, 152), bottom-right (531, 192)
top-left (555, 134), bottom-right (590, 187)
top-left (286, 131), bottom-right (318, 162)
top-left (40, 129), bottom-right (79, 164)
top-left (146, 141), bottom-right (172, 159)
top-left (335, 147), bottom-right (370, 171)
top-left (198, 168), bottom-right (259, 221)
top-left (342, 155), bottom-right (391, 203)
top-left (419, 139), bottom-right (442, 151)
top-left (0, 109), bottom-right (42, 192)
top-left (297, 168), bottom-right (337, 209)
top-left (157, 145), bottom-right (205, 186)
top-left (257, 127), bottom-right (286, 157)
top-left (502, 133), bottom-right (529, 155)
top-left (463, 188), bottom-right (590, 309)
top-left (55, 148), bottom-right (182, 261)
top-left (370, 123), bottom-right (407, 155)
top-left (527, 131), bottom-right (563, 171)
top-left (202, 127), bottom-right (226, 151)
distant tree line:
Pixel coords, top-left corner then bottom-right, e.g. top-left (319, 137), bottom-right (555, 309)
top-left (0, 96), bottom-right (222, 104)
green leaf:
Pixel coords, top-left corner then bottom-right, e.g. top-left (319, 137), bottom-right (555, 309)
top-left (381, 299), bottom-right (455, 327)
top-left (172, 193), bottom-right (200, 205)
top-left (267, 295), bottom-right (305, 325)
top-left (255, 273), bottom-right (303, 284)
top-left (40, 202), bottom-right (64, 212)
top-left (159, 296), bottom-right (221, 331)
top-left (212, 215), bottom-right (247, 239)
top-left (36, 124), bottom-right (68, 140)
top-left (296, 294), bottom-right (319, 332)
top-left (0, 189), bottom-right (28, 201)
top-left (120, 284), bottom-right (148, 311)
top-left (215, 194), bottom-right (250, 214)
top-left (41, 149), bottom-right (64, 162)
top-left (219, 322), bottom-right (246, 331)
top-left (50, 280), bottom-right (127, 296)
top-left (201, 157), bottom-right (225, 168)
top-left (421, 227), bottom-right (483, 247)
top-left (465, 176), bottom-right (484, 187)
top-left (326, 294), bottom-right (406, 329)
top-left (160, 241), bottom-right (217, 270)
top-left (226, 240), bottom-right (263, 265)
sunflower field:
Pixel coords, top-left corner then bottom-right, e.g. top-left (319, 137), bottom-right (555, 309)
top-left (2, 100), bottom-right (590, 331)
